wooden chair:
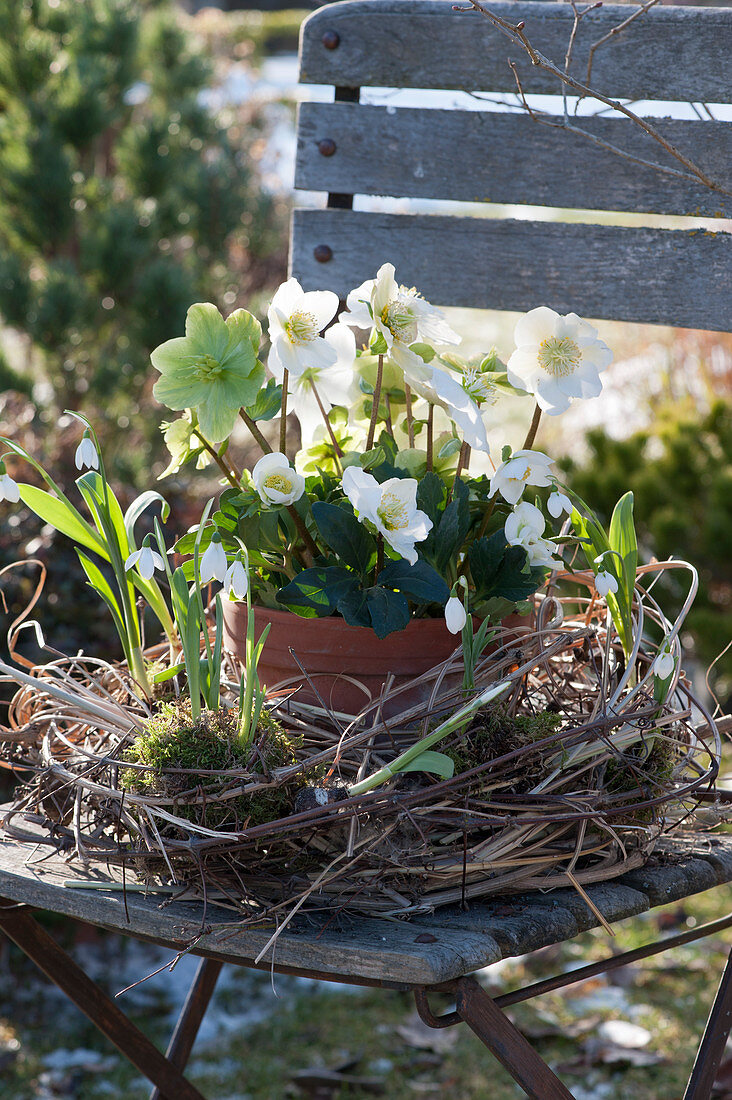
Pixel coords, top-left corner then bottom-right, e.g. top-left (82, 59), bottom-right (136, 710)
top-left (1, 4), bottom-right (730, 1099)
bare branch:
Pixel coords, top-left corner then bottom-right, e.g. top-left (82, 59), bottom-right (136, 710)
top-left (586, 0), bottom-right (660, 88)
top-left (460, 0), bottom-right (731, 197)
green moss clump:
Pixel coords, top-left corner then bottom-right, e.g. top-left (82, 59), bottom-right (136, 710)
top-left (605, 732), bottom-right (679, 819)
top-left (121, 699), bottom-right (303, 830)
top-left (446, 705), bottom-right (562, 775)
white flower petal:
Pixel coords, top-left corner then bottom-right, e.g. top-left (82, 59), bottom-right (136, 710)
top-left (200, 540), bottom-right (228, 584)
top-left (595, 570), bottom-right (619, 597)
top-left (445, 595), bottom-right (467, 634)
top-left (514, 306), bottom-right (558, 348)
top-left (301, 290), bottom-right (339, 331)
top-left (0, 473), bottom-right (20, 503)
top-left (652, 651), bottom-right (675, 680)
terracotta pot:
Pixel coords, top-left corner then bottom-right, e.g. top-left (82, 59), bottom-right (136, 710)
top-left (222, 602), bottom-right (467, 717)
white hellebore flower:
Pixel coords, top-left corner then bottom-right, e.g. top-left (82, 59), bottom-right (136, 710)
top-left (267, 277), bottom-right (339, 380)
top-left (0, 465), bottom-right (20, 503)
top-left (490, 450), bottom-right (555, 506)
top-left (652, 649), bottom-right (675, 680)
top-left (224, 557), bottom-right (249, 601)
top-left (547, 490), bottom-right (573, 519)
top-left (289, 323), bottom-right (358, 441)
top-left (75, 432), bottom-right (99, 471)
top-left (200, 535), bottom-right (228, 585)
top-left (408, 363), bottom-right (490, 454)
top-left (125, 545), bottom-right (164, 580)
top-left (504, 501), bottom-right (561, 569)
top-left (595, 570), bottom-right (619, 597)
top-left (507, 307), bottom-right (613, 416)
top-left (253, 451), bottom-right (305, 507)
top-left (342, 262), bottom-right (459, 378)
top-left (341, 465), bottom-right (432, 565)
top-left (444, 595), bottom-right (467, 635)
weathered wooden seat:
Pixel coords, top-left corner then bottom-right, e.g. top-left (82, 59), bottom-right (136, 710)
top-left (1, 4), bottom-right (731, 1098)
top-left (1, 813), bottom-right (731, 1099)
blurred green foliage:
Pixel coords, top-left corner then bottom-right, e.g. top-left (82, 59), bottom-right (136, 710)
top-left (0, 0), bottom-right (279, 480)
top-left (561, 401), bottom-right (732, 709)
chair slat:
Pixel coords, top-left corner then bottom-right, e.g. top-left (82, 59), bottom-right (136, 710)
top-left (296, 103), bottom-right (732, 218)
top-left (300, 1), bottom-right (732, 104)
top-left (290, 209), bottom-right (732, 330)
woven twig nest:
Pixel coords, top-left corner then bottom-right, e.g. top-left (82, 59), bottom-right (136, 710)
top-left (1, 567), bottom-right (723, 921)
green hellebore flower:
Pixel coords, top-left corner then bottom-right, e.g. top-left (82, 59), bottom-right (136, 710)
top-left (151, 303), bottom-right (265, 444)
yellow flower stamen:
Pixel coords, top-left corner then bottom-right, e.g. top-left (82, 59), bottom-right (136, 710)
top-left (538, 336), bottom-right (582, 378)
top-left (381, 297), bottom-right (419, 344)
top-left (285, 309), bottom-right (319, 345)
top-left (264, 473), bottom-right (293, 494)
top-left (377, 491), bottom-right (409, 531)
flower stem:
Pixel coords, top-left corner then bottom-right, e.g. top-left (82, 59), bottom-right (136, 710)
top-left (452, 441), bottom-right (471, 495)
top-left (311, 381), bottom-right (344, 468)
top-left (193, 430), bottom-right (239, 489)
top-left (375, 533), bottom-right (384, 581)
top-left (522, 404), bottom-right (543, 451)
top-left (476, 497), bottom-right (496, 542)
top-left (426, 405), bottom-right (434, 472)
top-left (286, 506), bottom-right (317, 566)
top-left (366, 354), bottom-right (384, 450)
top-left (404, 383), bottom-right (415, 447)
top-left (239, 410), bottom-right (273, 455)
top-left (279, 368), bottom-right (289, 454)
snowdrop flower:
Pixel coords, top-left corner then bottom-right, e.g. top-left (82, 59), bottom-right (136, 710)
top-left (224, 556), bottom-right (249, 601)
top-left (200, 533), bottom-right (228, 585)
top-left (507, 307), bottom-right (613, 416)
top-left (267, 278), bottom-right (339, 380)
top-left (125, 542), bottom-right (164, 580)
top-left (408, 363), bottom-right (490, 454)
top-left (342, 263), bottom-right (459, 378)
top-left (252, 452), bottom-right (306, 507)
top-left (595, 570), bottom-right (619, 597)
top-left (75, 432), bottom-right (99, 472)
top-left (341, 465), bottom-right (432, 565)
top-left (490, 450), bottom-right (555, 506)
top-left (504, 501), bottom-right (561, 569)
top-left (0, 463), bottom-right (20, 503)
top-left (444, 595), bottom-right (467, 634)
top-left (547, 490), bottom-right (573, 518)
top-left (288, 323), bottom-right (358, 440)
top-left (652, 649), bottom-right (675, 680)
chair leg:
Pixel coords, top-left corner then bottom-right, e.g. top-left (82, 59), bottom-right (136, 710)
top-left (0, 898), bottom-right (208, 1100)
top-left (684, 946), bottom-right (732, 1100)
top-left (149, 958), bottom-right (223, 1100)
top-left (452, 976), bottom-right (576, 1099)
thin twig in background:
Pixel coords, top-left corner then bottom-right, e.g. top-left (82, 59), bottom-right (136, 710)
top-left (454, 0), bottom-right (731, 197)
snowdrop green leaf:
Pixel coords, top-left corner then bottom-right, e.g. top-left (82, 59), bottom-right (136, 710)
top-left (396, 751), bottom-right (455, 779)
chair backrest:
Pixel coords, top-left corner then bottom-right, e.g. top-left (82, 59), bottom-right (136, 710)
top-left (290, 0), bottom-right (731, 331)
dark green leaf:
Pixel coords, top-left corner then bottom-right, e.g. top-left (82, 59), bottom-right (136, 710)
top-left (377, 559), bottom-right (449, 604)
top-left (365, 586), bottom-right (410, 638)
top-left (337, 585), bottom-right (410, 638)
top-left (277, 566), bottom-right (358, 618)
top-left (470, 533), bottom-right (542, 603)
top-left (417, 472), bottom-right (446, 527)
top-left (434, 481), bottom-right (470, 574)
top-left (312, 501), bottom-right (375, 575)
